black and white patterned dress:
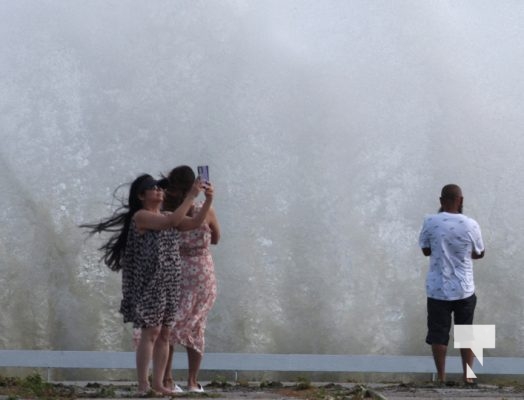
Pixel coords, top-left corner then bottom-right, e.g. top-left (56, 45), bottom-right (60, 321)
top-left (120, 219), bottom-right (182, 328)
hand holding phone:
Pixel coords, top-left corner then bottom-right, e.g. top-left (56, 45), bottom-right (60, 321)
top-left (197, 165), bottom-right (209, 184)
top-left (203, 181), bottom-right (214, 201)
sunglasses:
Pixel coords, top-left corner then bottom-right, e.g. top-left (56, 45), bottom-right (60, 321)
top-left (147, 185), bottom-right (164, 191)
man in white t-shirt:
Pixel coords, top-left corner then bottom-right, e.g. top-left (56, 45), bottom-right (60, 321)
top-left (419, 184), bottom-right (485, 386)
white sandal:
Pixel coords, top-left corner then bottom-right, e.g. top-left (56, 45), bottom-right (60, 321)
top-left (188, 383), bottom-right (204, 393)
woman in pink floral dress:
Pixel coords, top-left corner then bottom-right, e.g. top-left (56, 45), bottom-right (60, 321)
top-left (162, 165), bottom-right (220, 393)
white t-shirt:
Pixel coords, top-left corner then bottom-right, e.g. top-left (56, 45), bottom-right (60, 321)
top-left (419, 212), bottom-right (485, 301)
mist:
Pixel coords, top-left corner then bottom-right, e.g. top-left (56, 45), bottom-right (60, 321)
top-left (1, 0), bottom-right (523, 357)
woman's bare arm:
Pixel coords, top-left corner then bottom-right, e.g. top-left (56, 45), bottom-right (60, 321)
top-left (207, 207), bottom-right (220, 244)
top-left (178, 184), bottom-right (214, 231)
top-left (134, 182), bottom-right (201, 231)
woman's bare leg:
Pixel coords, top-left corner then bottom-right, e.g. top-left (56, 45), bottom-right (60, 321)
top-left (151, 325), bottom-right (172, 393)
top-left (163, 344), bottom-right (175, 389)
top-left (187, 347), bottom-right (203, 389)
top-left (136, 326), bottom-right (161, 392)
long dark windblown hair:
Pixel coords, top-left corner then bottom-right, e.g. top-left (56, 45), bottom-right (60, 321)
top-left (163, 165), bottom-right (196, 212)
top-left (81, 174), bottom-right (153, 271)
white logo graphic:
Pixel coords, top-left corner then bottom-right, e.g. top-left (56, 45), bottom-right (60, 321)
top-left (454, 325), bottom-right (496, 378)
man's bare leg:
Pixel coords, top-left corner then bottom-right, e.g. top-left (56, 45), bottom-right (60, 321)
top-left (460, 348), bottom-right (475, 383)
top-left (431, 344), bottom-right (447, 383)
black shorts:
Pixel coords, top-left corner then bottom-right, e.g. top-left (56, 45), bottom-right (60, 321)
top-left (426, 293), bottom-right (477, 346)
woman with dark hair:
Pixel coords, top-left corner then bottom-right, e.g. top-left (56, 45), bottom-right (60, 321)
top-left (164, 165), bottom-right (220, 393)
top-left (134, 165), bottom-right (220, 392)
top-left (82, 173), bottom-right (213, 395)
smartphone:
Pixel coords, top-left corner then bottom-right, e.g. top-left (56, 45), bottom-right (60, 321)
top-left (197, 165), bottom-right (209, 183)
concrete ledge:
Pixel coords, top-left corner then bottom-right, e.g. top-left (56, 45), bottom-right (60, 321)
top-left (0, 350), bottom-right (523, 375)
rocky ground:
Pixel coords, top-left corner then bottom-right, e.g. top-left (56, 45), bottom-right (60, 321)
top-left (2, 374), bottom-right (524, 400)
